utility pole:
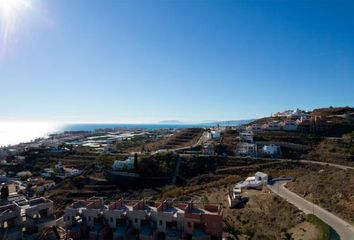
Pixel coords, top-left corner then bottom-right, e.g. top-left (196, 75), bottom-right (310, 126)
top-left (277, 182), bottom-right (280, 194)
top-left (313, 199), bottom-right (315, 215)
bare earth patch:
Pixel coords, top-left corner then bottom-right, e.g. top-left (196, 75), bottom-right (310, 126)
top-left (289, 221), bottom-right (320, 240)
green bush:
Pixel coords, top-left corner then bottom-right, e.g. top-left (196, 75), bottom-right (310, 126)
top-left (307, 214), bottom-right (331, 240)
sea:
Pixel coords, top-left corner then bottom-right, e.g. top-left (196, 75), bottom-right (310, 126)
top-left (0, 122), bottom-right (214, 147)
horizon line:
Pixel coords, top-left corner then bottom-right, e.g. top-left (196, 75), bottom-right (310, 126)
top-left (0, 119), bottom-right (255, 125)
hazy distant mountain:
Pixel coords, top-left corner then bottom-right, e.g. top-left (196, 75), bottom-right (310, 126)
top-left (202, 119), bottom-right (255, 126)
top-left (159, 120), bottom-right (183, 124)
top-left (200, 120), bottom-right (218, 123)
top-left (158, 119), bottom-right (254, 126)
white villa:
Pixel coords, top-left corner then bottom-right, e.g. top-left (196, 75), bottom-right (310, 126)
top-left (235, 172), bottom-right (268, 191)
top-left (210, 130), bottom-right (221, 139)
top-left (274, 109), bottom-right (309, 119)
top-left (228, 172), bottom-right (268, 208)
top-left (286, 108), bottom-right (310, 119)
top-left (262, 144), bottom-right (281, 156)
top-left (112, 156), bottom-right (135, 171)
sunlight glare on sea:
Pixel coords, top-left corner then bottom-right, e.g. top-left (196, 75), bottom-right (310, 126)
top-left (0, 122), bottom-right (59, 147)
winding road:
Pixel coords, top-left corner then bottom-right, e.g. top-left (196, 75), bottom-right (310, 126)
top-left (268, 181), bottom-right (354, 240)
top-left (296, 159), bottom-right (354, 170)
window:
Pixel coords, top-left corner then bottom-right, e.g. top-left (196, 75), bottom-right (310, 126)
top-left (160, 220), bottom-right (163, 226)
top-left (111, 217), bottom-right (113, 222)
top-left (88, 216), bottom-right (91, 222)
top-left (135, 218), bottom-right (138, 223)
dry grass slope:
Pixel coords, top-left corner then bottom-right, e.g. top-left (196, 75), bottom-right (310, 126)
top-left (287, 168), bottom-right (354, 225)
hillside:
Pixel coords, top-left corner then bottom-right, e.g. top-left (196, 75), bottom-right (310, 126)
top-left (287, 168), bottom-right (354, 225)
top-left (311, 106), bottom-right (354, 117)
top-left (303, 132), bottom-right (354, 166)
top-left (250, 106), bottom-right (354, 126)
top-left (141, 128), bottom-right (203, 151)
top-left (250, 116), bottom-right (286, 125)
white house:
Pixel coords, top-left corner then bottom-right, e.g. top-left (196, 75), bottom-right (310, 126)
top-left (262, 144), bottom-right (281, 156)
top-left (287, 108), bottom-right (309, 119)
top-left (112, 156), bottom-right (135, 171)
top-left (274, 110), bottom-right (293, 117)
top-left (234, 172), bottom-right (268, 191)
top-left (255, 171), bottom-right (268, 183)
top-left (211, 130), bottom-right (221, 139)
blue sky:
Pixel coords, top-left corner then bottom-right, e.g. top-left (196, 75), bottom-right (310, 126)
top-left (0, 0), bottom-right (353, 123)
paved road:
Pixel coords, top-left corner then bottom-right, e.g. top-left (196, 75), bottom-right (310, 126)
top-left (297, 159), bottom-right (354, 171)
top-left (269, 181), bottom-right (354, 240)
top-left (240, 156), bottom-right (354, 171)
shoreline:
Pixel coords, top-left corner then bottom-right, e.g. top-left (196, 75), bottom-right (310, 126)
top-left (0, 123), bottom-right (214, 148)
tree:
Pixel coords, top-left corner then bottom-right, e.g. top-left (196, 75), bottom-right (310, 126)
top-left (1, 185), bottom-right (9, 200)
top-left (134, 153), bottom-right (138, 170)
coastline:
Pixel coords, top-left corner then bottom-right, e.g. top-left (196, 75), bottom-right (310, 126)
top-left (0, 123), bottom-right (213, 147)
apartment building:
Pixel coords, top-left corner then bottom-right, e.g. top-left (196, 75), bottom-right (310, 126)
top-left (0, 203), bottom-right (22, 240)
top-left (64, 198), bottom-right (223, 240)
top-left (0, 197), bottom-right (56, 239)
top-left (180, 202), bottom-right (223, 240)
top-left (22, 197), bottom-right (56, 234)
top-left (155, 200), bottom-right (185, 240)
top-left (106, 199), bottom-right (130, 240)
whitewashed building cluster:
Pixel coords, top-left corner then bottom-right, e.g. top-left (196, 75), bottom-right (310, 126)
top-left (246, 109), bottom-right (331, 133)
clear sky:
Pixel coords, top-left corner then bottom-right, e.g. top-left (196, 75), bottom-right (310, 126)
top-left (0, 0), bottom-right (353, 123)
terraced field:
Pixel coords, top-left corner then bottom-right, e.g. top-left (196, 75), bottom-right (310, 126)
top-left (142, 128), bottom-right (204, 151)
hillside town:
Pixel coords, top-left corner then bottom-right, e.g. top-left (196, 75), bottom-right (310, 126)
top-left (3, 0), bottom-right (354, 238)
top-left (0, 107), bottom-right (354, 239)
